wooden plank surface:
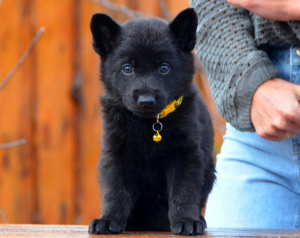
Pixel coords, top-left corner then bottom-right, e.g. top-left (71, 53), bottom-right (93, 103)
top-left (0, 225), bottom-right (300, 238)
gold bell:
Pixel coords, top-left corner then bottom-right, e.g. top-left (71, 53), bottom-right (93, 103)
top-left (153, 131), bottom-right (162, 142)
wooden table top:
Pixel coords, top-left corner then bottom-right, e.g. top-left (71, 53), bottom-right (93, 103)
top-left (0, 224), bottom-right (300, 237)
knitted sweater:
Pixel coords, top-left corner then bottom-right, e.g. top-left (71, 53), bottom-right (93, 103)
top-left (191, 0), bottom-right (300, 131)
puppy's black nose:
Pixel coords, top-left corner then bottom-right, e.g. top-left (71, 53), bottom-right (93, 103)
top-left (138, 95), bottom-right (155, 107)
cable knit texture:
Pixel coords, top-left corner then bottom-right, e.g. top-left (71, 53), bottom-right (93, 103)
top-left (192, 0), bottom-right (300, 131)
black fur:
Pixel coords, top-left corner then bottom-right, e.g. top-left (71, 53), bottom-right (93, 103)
top-left (88, 8), bottom-right (216, 236)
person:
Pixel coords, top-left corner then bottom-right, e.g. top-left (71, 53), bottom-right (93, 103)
top-left (191, 0), bottom-right (300, 229)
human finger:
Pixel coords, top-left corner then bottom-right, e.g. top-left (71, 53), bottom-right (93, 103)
top-left (274, 119), bottom-right (300, 135)
top-left (265, 131), bottom-right (296, 142)
top-left (256, 124), bottom-right (296, 142)
top-left (227, 0), bottom-right (258, 7)
top-left (285, 121), bottom-right (300, 134)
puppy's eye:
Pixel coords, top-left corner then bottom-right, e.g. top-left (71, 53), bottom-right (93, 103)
top-left (122, 64), bottom-right (133, 74)
top-left (159, 63), bottom-right (170, 74)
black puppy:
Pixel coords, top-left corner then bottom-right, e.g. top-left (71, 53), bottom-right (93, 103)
top-left (88, 8), bottom-right (215, 236)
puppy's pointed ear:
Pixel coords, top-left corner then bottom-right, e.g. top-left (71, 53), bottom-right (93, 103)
top-left (169, 8), bottom-right (198, 52)
top-left (90, 13), bottom-right (121, 58)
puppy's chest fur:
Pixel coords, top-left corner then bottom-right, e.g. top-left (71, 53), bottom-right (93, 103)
top-left (101, 96), bottom-right (199, 190)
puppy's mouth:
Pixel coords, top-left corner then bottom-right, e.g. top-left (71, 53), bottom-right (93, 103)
top-left (132, 95), bottom-right (183, 119)
top-left (125, 95), bottom-right (167, 118)
top-left (130, 108), bottom-right (162, 118)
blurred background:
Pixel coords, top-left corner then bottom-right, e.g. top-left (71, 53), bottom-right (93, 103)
top-left (0, 0), bottom-right (225, 225)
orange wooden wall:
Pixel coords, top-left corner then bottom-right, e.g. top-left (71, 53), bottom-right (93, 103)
top-left (0, 0), bottom-right (224, 225)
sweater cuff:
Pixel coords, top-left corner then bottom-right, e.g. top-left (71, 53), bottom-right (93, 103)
top-left (234, 59), bottom-right (279, 131)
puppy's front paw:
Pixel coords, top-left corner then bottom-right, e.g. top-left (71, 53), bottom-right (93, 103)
top-left (171, 219), bottom-right (206, 236)
top-left (88, 218), bottom-right (126, 234)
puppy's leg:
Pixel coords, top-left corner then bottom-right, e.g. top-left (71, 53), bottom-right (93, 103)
top-left (168, 154), bottom-right (206, 236)
top-left (89, 155), bottom-right (136, 234)
top-left (89, 191), bottom-right (133, 234)
top-left (199, 157), bottom-right (216, 211)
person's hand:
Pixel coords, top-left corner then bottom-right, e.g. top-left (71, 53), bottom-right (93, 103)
top-left (250, 78), bottom-right (300, 141)
top-left (227, 0), bottom-right (300, 21)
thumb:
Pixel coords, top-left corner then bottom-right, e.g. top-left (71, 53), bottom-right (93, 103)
top-left (227, 0), bottom-right (236, 5)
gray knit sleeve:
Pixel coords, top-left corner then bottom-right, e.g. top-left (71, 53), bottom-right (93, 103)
top-left (192, 0), bottom-right (279, 131)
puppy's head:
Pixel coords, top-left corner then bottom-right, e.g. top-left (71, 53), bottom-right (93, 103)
top-left (90, 8), bottom-right (197, 118)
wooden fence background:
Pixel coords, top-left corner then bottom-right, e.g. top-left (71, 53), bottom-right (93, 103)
top-left (0, 0), bottom-right (225, 225)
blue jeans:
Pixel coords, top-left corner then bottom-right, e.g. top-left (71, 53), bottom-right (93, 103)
top-left (205, 45), bottom-right (300, 229)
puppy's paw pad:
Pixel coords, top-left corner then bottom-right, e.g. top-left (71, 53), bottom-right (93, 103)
top-left (171, 220), bottom-right (205, 236)
top-left (88, 219), bottom-right (125, 234)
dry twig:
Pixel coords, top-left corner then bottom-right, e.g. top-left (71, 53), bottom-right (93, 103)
top-left (0, 139), bottom-right (27, 149)
top-left (0, 209), bottom-right (8, 224)
top-left (0, 27), bottom-right (45, 91)
top-left (158, 0), bottom-right (171, 21)
top-left (90, 0), bottom-right (147, 18)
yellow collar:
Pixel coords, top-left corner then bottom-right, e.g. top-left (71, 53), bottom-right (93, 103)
top-left (152, 96), bottom-right (183, 142)
top-left (157, 95), bottom-right (183, 118)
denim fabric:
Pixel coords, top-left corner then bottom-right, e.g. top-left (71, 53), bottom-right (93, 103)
top-left (205, 45), bottom-right (300, 229)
